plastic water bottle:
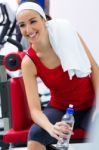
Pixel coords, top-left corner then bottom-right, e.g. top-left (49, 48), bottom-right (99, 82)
top-left (56, 104), bottom-right (75, 150)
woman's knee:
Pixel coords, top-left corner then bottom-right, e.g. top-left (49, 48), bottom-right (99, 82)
top-left (28, 123), bottom-right (56, 146)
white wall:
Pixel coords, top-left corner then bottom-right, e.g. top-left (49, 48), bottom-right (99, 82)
top-left (50, 0), bottom-right (99, 64)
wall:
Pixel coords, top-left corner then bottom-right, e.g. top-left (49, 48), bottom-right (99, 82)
top-left (50, 0), bottom-right (99, 64)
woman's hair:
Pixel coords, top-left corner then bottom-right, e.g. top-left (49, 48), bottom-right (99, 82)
top-left (46, 14), bottom-right (52, 21)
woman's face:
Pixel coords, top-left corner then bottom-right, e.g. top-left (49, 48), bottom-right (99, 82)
top-left (16, 10), bottom-right (46, 44)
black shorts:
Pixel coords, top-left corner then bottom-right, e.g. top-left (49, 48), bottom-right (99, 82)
top-left (28, 104), bottom-right (94, 146)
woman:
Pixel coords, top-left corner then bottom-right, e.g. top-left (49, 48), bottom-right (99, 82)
top-left (16, 2), bottom-right (99, 150)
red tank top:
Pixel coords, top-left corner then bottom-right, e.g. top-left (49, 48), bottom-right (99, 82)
top-left (27, 47), bottom-right (95, 111)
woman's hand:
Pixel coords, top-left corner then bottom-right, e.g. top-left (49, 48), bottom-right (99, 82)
top-left (49, 121), bottom-right (74, 140)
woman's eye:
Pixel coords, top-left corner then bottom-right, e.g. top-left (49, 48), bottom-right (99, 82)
top-left (19, 24), bottom-right (25, 28)
top-left (30, 20), bottom-right (37, 24)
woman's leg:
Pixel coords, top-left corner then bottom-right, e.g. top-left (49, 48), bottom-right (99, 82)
top-left (27, 105), bottom-right (65, 150)
top-left (27, 141), bottom-right (46, 150)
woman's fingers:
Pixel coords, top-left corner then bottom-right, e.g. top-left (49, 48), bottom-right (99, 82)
top-left (60, 121), bottom-right (73, 134)
top-left (56, 121), bottom-right (73, 134)
top-left (50, 121), bottom-right (74, 140)
top-left (50, 122), bottom-right (62, 140)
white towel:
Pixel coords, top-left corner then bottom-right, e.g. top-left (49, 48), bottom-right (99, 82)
top-left (46, 19), bottom-right (91, 79)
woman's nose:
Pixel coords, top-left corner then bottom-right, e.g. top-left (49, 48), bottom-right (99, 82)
top-left (25, 24), bottom-right (32, 35)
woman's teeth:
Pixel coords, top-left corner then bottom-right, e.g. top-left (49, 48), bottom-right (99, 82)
top-left (29, 32), bottom-right (36, 38)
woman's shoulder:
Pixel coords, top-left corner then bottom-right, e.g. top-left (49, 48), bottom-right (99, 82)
top-left (21, 53), bottom-right (37, 76)
top-left (21, 55), bottom-right (32, 69)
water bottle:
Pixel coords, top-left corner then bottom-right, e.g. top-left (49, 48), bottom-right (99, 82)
top-left (56, 104), bottom-right (75, 150)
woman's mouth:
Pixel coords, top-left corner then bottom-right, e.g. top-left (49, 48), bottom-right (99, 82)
top-left (26, 31), bottom-right (39, 43)
top-left (27, 32), bottom-right (39, 43)
top-left (29, 32), bottom-right (36, 38)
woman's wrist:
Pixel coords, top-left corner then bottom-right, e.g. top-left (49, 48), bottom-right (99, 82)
top-left (46, 122), bottom-right (54, 134)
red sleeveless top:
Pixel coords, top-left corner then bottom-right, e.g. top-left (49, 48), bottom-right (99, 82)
top-left (27, 47), bottom-right (95, 111)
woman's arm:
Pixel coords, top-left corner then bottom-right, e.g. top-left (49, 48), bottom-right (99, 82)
top-left (21, 55), bottom-right (72, 140)
top-left (21, 55), bottom-right (52, 131)
top-left (78, 33), bottom-right (99, 107)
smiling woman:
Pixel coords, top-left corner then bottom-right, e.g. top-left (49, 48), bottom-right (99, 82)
top-left (16, 10), bottom-right (46, 45)
top-left (16, 2), bottom-right (99, 150)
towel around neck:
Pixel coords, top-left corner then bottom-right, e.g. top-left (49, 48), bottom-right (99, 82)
top-left (46, 19), bottom-right (91, 79)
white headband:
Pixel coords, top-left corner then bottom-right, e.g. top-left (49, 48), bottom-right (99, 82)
top-left (16, 2), bottom-right (46, 20)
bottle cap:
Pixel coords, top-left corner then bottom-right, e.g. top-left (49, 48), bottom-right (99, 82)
top-left (69, 104), bottom-right (73, 108)
top-left (66, 104), bottom-right (74, 114)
